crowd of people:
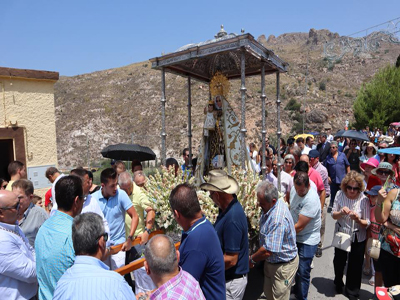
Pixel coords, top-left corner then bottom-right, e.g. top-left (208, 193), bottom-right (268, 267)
top-left (2, 125), bottom-right (400, 300)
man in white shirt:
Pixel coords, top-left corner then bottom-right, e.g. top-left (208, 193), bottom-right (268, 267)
top-left (70, 168), bottom-right (110, 240)
top-left (0, 190), bottom-right (37, 300)
top-left (296, 137), bottom-right (310, 155)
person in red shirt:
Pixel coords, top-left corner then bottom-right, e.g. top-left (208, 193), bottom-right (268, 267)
top-left (44, 188), bottom-right (52, 213)
top-left (299, 155), bottom-right (326, 203)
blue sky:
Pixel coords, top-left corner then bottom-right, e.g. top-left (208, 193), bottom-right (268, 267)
top-left (1, 1), bottom-right (399, 76)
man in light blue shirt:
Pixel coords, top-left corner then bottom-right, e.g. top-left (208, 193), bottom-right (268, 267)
top-left (92, 168), bottom-right (139, 270)
top-left (35, 176), bottom-right (84, 300)
top-left (290, 171), bottom-right (321, 300)
top-left (53, 212), bottom-right (135, 300)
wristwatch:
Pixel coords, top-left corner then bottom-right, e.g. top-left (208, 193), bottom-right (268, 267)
top-left (127, 235), bottom-right (134, 241)
top-left (145, 228), bottom-right (151, 234)
top-left (250, 255), bottom-right (256, 265)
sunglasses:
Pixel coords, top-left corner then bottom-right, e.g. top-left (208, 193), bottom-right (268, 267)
top-left (346, 185), bottom-right (360, 192)
top-left (0, 200), bottom-right (20, 211)
top-left (284, 160), bottom-right (293, 164)
top-left (1, 185), bottom-right (7, 189)
top-left (330, 146), bottom-right (337, 149)
top-left (96, 232), bottom-right (108, 242)
top-left (376, 169), bottom-right (392, 176)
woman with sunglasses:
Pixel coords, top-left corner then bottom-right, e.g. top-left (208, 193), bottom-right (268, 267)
top-left (283, 154), bottom-right (296, 177)
top-left (331, 171), bottom-right (370, 299)
top-left (371, 162), bottom-right (397, 189)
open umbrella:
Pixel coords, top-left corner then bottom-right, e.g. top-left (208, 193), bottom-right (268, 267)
top-left (101, 143), bottom-right (156, 161)
top-left (378, 147), bottom-right (400, 155)
top-left (390, 122), bottom-right (400, 127)
top-left (339, 130), bottom-right (369, 142)
top-left (294, 133), bottom-right (314, 140)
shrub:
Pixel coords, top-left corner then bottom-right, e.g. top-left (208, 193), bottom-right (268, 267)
top-left (285, 99), bottom-right (301, 111)
top-left (353, 65), bottom-right (400, 129)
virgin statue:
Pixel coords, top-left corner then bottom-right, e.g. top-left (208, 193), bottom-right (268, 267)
top-left (195, 72), bottom-right (254, 184)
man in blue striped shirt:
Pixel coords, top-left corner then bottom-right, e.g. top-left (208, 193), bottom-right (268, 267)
top-left (35, 176), bottom-right (84, 300)
top-left (53, 213), bottom-right (135, 299)
top-left (249, 181), bottom-right (298, 300)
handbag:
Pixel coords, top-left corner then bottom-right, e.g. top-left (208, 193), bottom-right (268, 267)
top-left (366, 238), bottom-right (381, 260)
top-left (332, 220), bottom-right (354, 252)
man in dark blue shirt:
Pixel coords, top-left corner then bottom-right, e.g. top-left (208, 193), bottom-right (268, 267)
top-left (201, 170), bottom-right (249, 300)
top-left (169, 183), bottom-right (225, 300)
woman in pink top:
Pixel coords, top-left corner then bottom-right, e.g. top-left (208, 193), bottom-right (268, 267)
top-left (365, 186), bottom-right (383, 288)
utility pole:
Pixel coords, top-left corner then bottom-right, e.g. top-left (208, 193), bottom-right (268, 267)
top-left (86, 136), bottom-right (90, 170)
top-left (303, 51), bottom-right (309, 133)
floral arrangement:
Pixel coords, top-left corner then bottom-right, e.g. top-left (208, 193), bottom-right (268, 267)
top-left (144, 166), bottom-right (218, 234)
top-left (228, 167), bottom-right (262, 232)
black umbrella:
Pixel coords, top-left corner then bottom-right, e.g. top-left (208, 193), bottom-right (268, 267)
top-left (339, 130), bottom-right (369, 142)
top-left (101, 143), bottom-right (156, 161)
top-left (335, 129), bottom-right (345, 137)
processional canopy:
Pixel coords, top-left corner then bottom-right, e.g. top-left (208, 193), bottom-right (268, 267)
top-left (150, 25), bottom-right (288, 82)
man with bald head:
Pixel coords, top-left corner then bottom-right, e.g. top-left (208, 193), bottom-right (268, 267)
top-left (133, 170), bottom-right (147, 188)
top-left (119, 171), bottom-right (155, 288)
top-left (142, 234), bottom-right (205, 300)
top-left (119, 171), bottom-right (154, 255)
top-left (0, 190), bottom-right (38, 299)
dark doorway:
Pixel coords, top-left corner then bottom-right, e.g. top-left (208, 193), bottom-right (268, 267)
top-left (0, 139), bottom-right (14, 180)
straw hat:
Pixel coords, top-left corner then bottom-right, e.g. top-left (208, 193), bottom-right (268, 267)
top-left (200, 170), bottom-right (239, 194)
top-left (371, 162), bottom-right (395, 176)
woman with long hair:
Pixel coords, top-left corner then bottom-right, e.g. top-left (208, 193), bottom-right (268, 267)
top-left (360, 142), bottom-right (376, 163)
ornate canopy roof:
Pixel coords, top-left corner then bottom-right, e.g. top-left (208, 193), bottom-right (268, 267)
top-left (150, 26), bottom-right (289, 82)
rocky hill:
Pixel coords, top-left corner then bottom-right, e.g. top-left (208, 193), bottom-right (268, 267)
top-left (54, 28), bottom-right (400, 168)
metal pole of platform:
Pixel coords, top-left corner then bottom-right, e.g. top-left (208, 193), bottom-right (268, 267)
top-left (276, 72), bottom-right (282, 193)
top-left (240, 49), bottom-right (247, 170)
top-left (187, 76), bottom-right (192, 178)
top-left (261, 63), bottom-right (266, 180)
top-left (161, 68), bottom-right (166, 166)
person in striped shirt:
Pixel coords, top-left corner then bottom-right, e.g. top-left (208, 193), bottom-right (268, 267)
top-left (250, 181), bottom-right (298, 300)
top-left (141, 234), bottom-right (205, 300)
top-left (331, 171), bottom-right (370, 299)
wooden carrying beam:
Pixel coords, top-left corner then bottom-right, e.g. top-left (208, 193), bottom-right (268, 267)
top-left (114, 242), bottom-right (181, 276)
top-left (109, 230), bottom-right (164, 255)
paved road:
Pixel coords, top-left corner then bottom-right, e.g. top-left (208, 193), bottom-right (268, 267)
top-left (244, 212), bottom-right (375, 300)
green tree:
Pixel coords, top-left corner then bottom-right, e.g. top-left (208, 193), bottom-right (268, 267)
top-left (353, 65), bottom-right (400, 129)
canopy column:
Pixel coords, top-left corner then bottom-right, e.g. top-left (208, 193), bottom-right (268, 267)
top-left (261, 63), bottom-right (267, 180)
top-left (240, 49), bottom-right (247, 170)
top-left (187, 76), bottom-right (193, 175)
top-left (276, 72), bottom-right (282, 192)
top-left (161, 68), bottom-right (167, 166)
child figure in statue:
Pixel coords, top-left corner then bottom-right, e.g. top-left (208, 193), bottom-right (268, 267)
top-left (203, 100), bottom-right (216, 137)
